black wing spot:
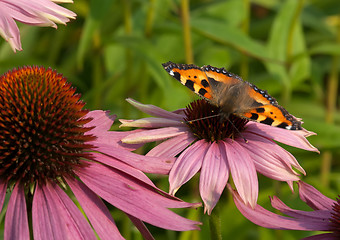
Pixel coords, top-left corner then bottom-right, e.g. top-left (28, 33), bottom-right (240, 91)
top-left (250, 113), bottom-right (259, 120)
top-left (198, 88), bottom-right (208, 96)
top-left (256, 107), bottom-right (265, 113)
top-left (173, 72), bottom-right (181, 81)
top-left (185, 80), bottom-right (195, 91)
top-left (201, 79), bottom-right (209, 88)
top-left (194, 76), bottom-right (197, 78)
top-left (270, 112), bottom-right (273, 114)
top-left (277, 122), bottom-right (289, 129)
top-left (260, 117), bottom-right (274, 125)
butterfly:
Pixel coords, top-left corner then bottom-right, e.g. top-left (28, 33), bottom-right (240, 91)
top-left (162, 61), bottom-right (302, 130)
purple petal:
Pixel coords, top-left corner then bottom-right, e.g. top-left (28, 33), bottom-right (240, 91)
top-left (169, 140), bottom-right (209, 195)
top-left (85, 154), bottom-right (156, 187)
top-left (146, 132), bottom-right (195, 157)
top-left (237, 133), bottom-right (303, 181)
top-left (0, 181), bottom-right (7, 212)
top-left (126, 98), bottom-right (184, 121)
top-left (298, 181), bottom-right (335, 211)
top-left (121, 126), bottom-right (188, 144)
top-left (33, 182), bottom-right (96, 240)
top-left (84, 110), bottom-right (115, 131)
top-left (126, 214), bottom-right (155, 240)
top-left (119, 117), bottom-right (183, 128)
top-left (91, 145), bottom-right (174, 175)
top-left (199, 142), bottom-right (229, 214)
top-left (302, 233), bottom-right (337, 240)
top-left (245, 122), bottom-right (319, 153)
top-left (222, 139), bottom-right (258, 208)
top-left (76, 162), bottom-right (201, 231)
top-left (229, 185), bottom-right (328, 231)
top-left (5, 183), bottom-right (29, 240)
top-left (66, 178), bottom-right (125, 240)
top-left (0, 11), bottom-right (22, 51)
top-left (33, 183), bottom-right (67, 239)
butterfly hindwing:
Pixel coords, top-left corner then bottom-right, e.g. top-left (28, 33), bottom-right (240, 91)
top-left (162, 61), bottom-right (302, 130)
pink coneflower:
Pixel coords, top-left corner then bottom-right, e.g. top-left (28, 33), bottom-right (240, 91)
top-left (120, 98), bottom-right (318, 214)
top-left (230, 181), bottom-right (339, 239)
top-left (0, 0), bottom-right (76, 52)
top-left (0, 67), bottom-right (200, 240)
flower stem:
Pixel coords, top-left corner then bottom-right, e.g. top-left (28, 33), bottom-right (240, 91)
top-left (181, 0), bottom-right (194, 64)
top-left (209, 206), bottom-right (222, 240)
top-left (240, 0), bottom-right (250, 80)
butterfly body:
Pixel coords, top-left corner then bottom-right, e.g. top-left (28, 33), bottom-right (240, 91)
top-left (162, 61), bottom-right (302, 130)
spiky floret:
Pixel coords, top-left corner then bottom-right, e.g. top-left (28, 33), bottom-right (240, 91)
top-left (183, 99), bottom-right (248, 142)
top-left (0, 66), bottom-right (96, 187)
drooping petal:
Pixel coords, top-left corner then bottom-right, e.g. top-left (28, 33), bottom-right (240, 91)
top-left (126, 214), bottom-right (154, 240)
top-left (66, 178), bottom-right (125, 240)
top-left (222, 139), bottom-right (258, 208)
top-left (91, 144), bottom-right (174, 175)
top-left (245, 122), bottom-right (319, 153)
top-left (199, 142), bottom-right (229, 214)
top-left (298, 181), bottom-right (336, 211)
top-left (120, 117), bottom-right (183, 128)
top-left (270, 196), bottom-right (332, 224)
top-left (229, 185), bottom-right (329, 231)
top-left (33, 183), bottom-right (67, 240)
top-left (83, 110), bottom-right (116, 131)
top-left (5, 183), bottom-right (29, 240)
top-left (169, 140), bottom-right (209, 195)
top-left (0, 181), bottom-right (7, 212)
top-left (237, 134), bottom-right (302, 181)
top-left (85, 155), bottom-right (156, 187)
top-left (126, 98), bottom-right (184, 121)
top-left (146, 132), bottom-right (195, 157)
top-left (121, 126), bottom-right (188, 144)
top-left (33, 182), bottom-right (96, 240)
top-left (0, 12), bottom-right (22, 51)
top-left (302, 233), bottom-right (338, 240)
top-left (76, 162), bottom-right (201, 231)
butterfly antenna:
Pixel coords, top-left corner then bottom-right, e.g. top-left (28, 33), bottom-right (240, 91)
top-left (184, 114), bottom-right (221, 123)
top-left (225, 117), bottom-right (248, 143)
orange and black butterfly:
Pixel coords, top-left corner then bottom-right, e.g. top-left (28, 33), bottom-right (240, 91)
top-left (162, 62), bottom-right (302, 130)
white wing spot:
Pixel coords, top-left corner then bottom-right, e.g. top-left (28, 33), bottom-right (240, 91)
top-left (169, 70), bottom-right (175, 76)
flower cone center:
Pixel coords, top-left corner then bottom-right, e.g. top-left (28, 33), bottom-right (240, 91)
top-left (0, 67), bottom-right (95, 187)
top-left (183, 99), bottom-right (248, 142)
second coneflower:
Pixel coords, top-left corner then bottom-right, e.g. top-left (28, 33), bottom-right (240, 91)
top-left (120, 98), bottom-right (318, 214)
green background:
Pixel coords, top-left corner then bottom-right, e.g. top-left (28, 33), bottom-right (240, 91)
top-left (0, 0), bottom-right (339, 239)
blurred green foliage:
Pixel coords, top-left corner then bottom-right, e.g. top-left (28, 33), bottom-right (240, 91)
top-left (0, 0), bottom-right (340, 239)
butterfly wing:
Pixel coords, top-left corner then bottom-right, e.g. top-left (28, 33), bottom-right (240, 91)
top-left (163, 62), bottom-right (302, 130)
top-left (162, 62), bottom-right (213, 101)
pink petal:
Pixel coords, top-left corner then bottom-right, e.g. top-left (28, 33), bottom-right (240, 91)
top-left (5, 183), bottom-right (29, 240)
top-left (119, 117), bottom-right (183, 128)
top-left (298, 181), bottom-right (335, 211)
top-left (0, 13), bottom-right (22, 51)
top-left (146, 132), bottom-right (195, 157)
top-left (199, 142), bottom-right (229, 214)
top-left (91, 145), bottom-right (174, 175)
top-left (222, 139), bottom-right (258, 208)
top-left (83, 110), bottom-right (115, 131)
top-left (302, 233), bottom-right (337, 240)
top-left (126, 214), bottom-right (154, 240)
top-left (33, 183), bottom-right (67, 239)
top-left (229, 185), bottom-right (328, 231)
top-left (76, 162), bottom-right (201, 231)
top-left (237, 134), bottom-right (302, 181)
top-left (33, 182), bottom-right (96, 240)
top-left (86, 154), bottom-right (156, 187)
top-left (121, 126), bottom-right (188, 144)
top-left (126, 98), bottom-right (184, 121)
top-left (270, 196), bottom-right (332, 222)
top-left (169, 140), bottom-right (209, 195)
top-left (245, 122), bottom-right (319, 153)
top-left (0, 181), bottom-right (7, 212)
top-left (66, 178), bottom-right (125, 240)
